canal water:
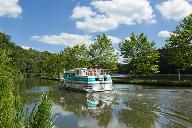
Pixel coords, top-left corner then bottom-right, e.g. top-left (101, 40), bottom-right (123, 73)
top-left (19, 79), bottom-right (192, 128)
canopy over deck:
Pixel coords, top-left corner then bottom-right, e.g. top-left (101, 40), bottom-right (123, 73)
top-left (65, 68), bottom-right (109, 76)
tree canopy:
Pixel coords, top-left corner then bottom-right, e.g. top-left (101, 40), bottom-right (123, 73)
top-left (60, 35), bottom-right (118, 72)
top-left (166, 13), bottom-right (192, 70)
top-left (89, 34), bottom-right (118, 71)
top-left (60, 44), bottom-right (90, 70)
top-left (120, 33), bottom-right (159, 76)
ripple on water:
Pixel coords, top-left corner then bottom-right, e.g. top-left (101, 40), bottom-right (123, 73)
top-left (19, 81), bottom-right (192, 128)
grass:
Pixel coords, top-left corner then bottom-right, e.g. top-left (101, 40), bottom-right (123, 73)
top-left (113, 77), bottom-right (192, 86)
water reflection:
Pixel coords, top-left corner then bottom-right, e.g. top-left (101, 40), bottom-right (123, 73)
top-left (86, 94), bottom-right (100, 110)
top-left (48, 90), bottom-right (115, 128)
top-left (19, 79), bottom-right (192, 128)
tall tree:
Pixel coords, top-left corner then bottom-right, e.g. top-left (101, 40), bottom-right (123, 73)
top-left (166, 13), bottom-right (192, 79)
top-left (120, 33), bottom-right (159, 76)
top-left (89, 34), bottom-right (117, 71)
top-left (60, 44), bottom-right (90, 70)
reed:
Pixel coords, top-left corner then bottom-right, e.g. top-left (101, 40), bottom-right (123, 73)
top-left (27, 94), bottom-right (54, 128)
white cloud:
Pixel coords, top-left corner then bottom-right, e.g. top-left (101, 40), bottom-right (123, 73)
top-left (156, 0), bottom-right (192, 21)
top-left (31, 33), bottom-right (93, 47)
top-left (107, 35), bottom-right (122, 44)
top-left (0, 0), bottom-right (22, 18)
top-left (72, 0), bottom-right (156, 33)
top-left (157, 30), bottom-right (172, 38)
top-left (114, 49), bottom-right (124, 63)
top-left (91, 0), bottom-right (156, 25)
top-left (71, 6), bottom-right (96, 19)
top-left (21, 45), bottom-right (31, 50)
top-left (52, 104), bottom-right (73, 117)
top-left (78, 118), bottom-right (98, 128)
top-left (76, 15), bottom-right (118, 33)
top-left (125, 37), bottom-right (131, 41)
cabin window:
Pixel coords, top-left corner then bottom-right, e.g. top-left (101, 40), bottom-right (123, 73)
top-left (95, 78), bottom-right (99, 81)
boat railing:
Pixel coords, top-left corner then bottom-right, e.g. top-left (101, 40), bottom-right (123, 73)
top-left (86, 69), bottom-right (109, 76)
top-left (72, 68), bottom-right (110, 76)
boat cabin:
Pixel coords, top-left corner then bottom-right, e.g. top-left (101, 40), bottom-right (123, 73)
top-left (61, 68), bottom-right (113, 92)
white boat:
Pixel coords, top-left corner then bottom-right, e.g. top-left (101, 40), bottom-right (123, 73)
top-left (60, 68), bottom-right (113, 92)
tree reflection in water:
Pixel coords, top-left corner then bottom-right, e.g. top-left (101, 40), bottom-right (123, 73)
top-left (86, 93), bottom-right (113, 128)
top-left (47, 88), bottom-right (115, 128)
top-left (119, 108), bottom-right (155, 128)
top-left (19, 79), bottom-right (192, 128)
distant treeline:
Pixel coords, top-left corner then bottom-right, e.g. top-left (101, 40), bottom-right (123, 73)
top-left (0, 34), bottom-right (117, 79)
top-left (0, 14), bottom-right (192, 79)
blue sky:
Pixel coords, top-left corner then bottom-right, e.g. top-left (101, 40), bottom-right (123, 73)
top-left (0, 0), bottom-right (192, 52)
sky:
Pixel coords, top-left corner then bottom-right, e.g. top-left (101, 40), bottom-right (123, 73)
top-left (0, 0), bottom-right (192, 53)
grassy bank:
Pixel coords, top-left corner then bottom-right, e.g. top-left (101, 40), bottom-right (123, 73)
top-left (113, 77), bottom-right (192, 87)
top-left (40, 75), bottom-right (192, 87)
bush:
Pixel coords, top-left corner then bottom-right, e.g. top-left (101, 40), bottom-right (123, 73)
top-left (0, 50), bottom-right (54, 128)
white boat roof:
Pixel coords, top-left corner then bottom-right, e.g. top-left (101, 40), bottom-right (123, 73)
top-left (75, 68), bottom-right (87, 70)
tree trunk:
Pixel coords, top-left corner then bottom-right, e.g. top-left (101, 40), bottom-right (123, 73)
top-left (177, 69), bottom-right (181, 81)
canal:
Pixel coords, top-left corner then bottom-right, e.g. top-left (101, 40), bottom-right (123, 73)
top-left (19, 79), bottom-right (192, 128)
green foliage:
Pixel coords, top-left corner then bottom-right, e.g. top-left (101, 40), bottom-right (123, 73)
top-left (89, 34), bottom-right (118, 71)
top-left (0, 47), bottom-right (53, 128)
top-left (0, 32), bottom-right (11, 46)
top-left (36, 51), bottom-right (63, 78)
top-left (0, 32), bottom-right (35, 76)
top-left (0, 32), bottom-right (64, 79)
top-left (0, 49), bottom-right (54, 128)
top-left (120, 33), bottom-right (159, 76)
top-left (0, 50), bottom-right (20, 128)
top-left (158, 48), bottom-right (177, 74)
top-left (26, 94), bottom-right (54, 128)
top-left (60, 44), bottom-right (90, 70)
top-left (60, 35), bottom-right (118, 72)
top-left (0, 32), bottom-right (117, 77)
top-left (166, 13), bottom-right (192, 69)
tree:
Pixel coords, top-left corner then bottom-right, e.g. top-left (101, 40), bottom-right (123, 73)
top-left (0, 32), bottom-right (38, 76)
top-left (89, 34), bottom-right (117, 71)
top-left (60, 44), bottom-right (90, 70)
top-left (119, 33), bottom-right (159, 76)
top-left (0, 32), bottom-right (12, 47)
top-left (158, 48), bottom-right (177, 74)
top-left (165, 14), bottom-right (192, 80)
top-left (0, 50), bottom-right (54, 128)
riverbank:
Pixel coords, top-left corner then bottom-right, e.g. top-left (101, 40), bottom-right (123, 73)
top-left (40, 76), bottom-right (192, 87)
top-left (112, 78), bottom-right (192, 86)
top-left (39, 76), bottom-right (60, 81)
